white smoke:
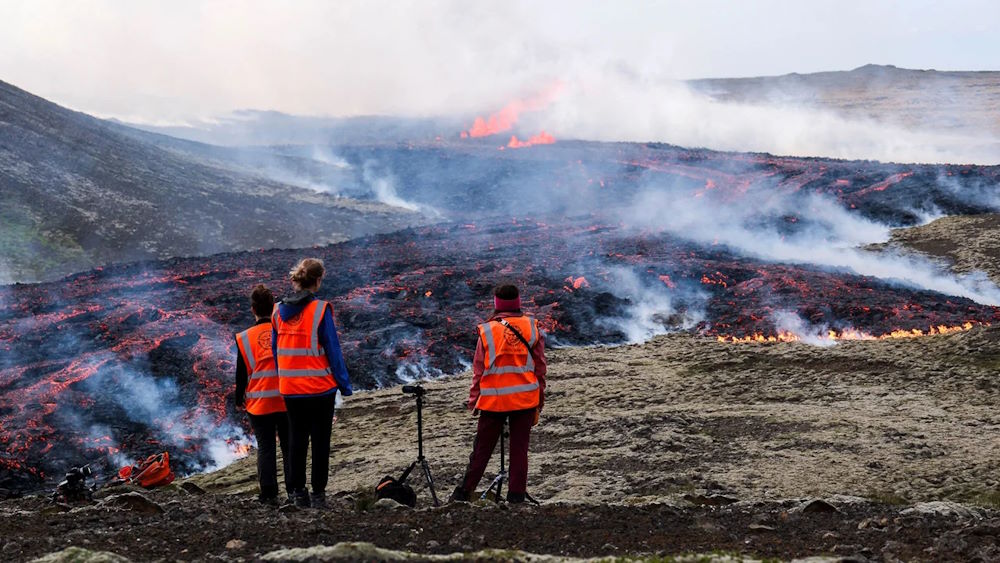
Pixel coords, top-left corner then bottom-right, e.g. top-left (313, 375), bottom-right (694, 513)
top-left (625, 178), bottom-right (1000, 305)
top-left (80, 356), bottom-right (250, 474)
top-left (595, 267), bottom-right (702, 343)
top-left (538, 72), bottom-right (1000, 165)
top-left (361, 161), bottom-right (439, 216)
top-left (771, 310), bottom-right (837, 348)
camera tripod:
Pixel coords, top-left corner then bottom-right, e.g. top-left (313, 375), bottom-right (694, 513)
top-left (480, 420), bottom-right (509, 503)
top-left (398, 384), bottom-right (440, 506)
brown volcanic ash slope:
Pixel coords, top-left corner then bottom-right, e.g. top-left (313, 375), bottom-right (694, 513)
top-left (0, 80), bottom-right (417, 283)
top-left (198, 328), bottom-right (1000, 507)
top-left (690, 64), bottom-right (1000, 138)
top-left (879, 213), bottom-right (1000, 285)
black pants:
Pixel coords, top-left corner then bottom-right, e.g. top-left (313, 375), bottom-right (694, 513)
top-left (248, 412), bottom-right (291, 499)
top-left (285, 393), bottom-right (336, 495)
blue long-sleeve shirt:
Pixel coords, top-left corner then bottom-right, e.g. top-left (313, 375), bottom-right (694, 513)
top-left (272, 291), bottom-right (353, 397)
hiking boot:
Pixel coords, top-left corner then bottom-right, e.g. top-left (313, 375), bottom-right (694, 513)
top-left (449, 486), bottom-right (470, 503)
top-left (257, 495), bottom-right (279, 507)
top-left (293, 490), bottom-right (311, 509)
top-left (506, 491), bottom-right (540, 505)
top-left (310, 492), bottom-right (328, 510)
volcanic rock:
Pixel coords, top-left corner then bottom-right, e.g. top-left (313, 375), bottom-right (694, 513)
top-left (179, 481), bottom-right (206, 495)
top-left (29, 547), bottom-right (130, 563)
top-left (225, 539), bottom-right (248, 550)
top-left (792, 499), bottom-right (841, 514)
top-left (99, 492), bottom-right (164, 515)
top-left (372, 497), bottom-right (410, 511)
top-left (900, 501), bottom-right (982, 519)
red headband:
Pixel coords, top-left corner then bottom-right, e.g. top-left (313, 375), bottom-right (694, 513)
top-left (494, 296), bottom-right (521, 311)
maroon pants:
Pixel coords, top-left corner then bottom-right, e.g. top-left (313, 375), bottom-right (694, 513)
top-left (461, 408), bottom-right (534, 494)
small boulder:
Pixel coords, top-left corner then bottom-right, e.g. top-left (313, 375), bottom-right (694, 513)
top-left (40, 504), bottom-right (71, 516)
top-left (901, 501), bottom-right (981, 519)
top-left (371, 498), bottom-right (408, 511)
top-left (100, 492), bottom-right (164, 515)
top-left (225, 539), bottom-right (248, 550)
top-left (792, 499), bottom-right (841, 514)
top-left (29, 546), bottom-right (130, 563)
top-left (180, 482), bottom-right (206, 495)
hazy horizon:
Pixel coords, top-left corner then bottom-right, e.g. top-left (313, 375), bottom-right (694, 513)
top-left (2, 0), bottom-right (998, 123)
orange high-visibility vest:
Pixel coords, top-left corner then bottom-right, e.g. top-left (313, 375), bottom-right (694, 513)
top-left (235, 323), bottom-right (285, 415)
top-left (271, 300), bottom-right (337, 396)
top-left (475, 315), bottom-right (541, 412)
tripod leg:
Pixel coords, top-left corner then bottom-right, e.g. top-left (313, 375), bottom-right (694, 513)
top-left (420, 459), bottom-right (440, 507)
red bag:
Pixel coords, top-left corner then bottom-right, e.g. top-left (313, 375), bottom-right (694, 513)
top-left (118, 452), bottom-right (175, 488)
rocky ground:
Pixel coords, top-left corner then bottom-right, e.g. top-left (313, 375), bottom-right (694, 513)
top-left (4, 325), bottom-right (1000, 562)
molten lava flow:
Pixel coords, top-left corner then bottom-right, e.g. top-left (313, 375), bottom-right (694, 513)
top-left (716, 322), bottom-right (982, 343)
top-left (507, 131), bottom-right (556, 149)
top-left (462, 83), bottom-right (563, 138)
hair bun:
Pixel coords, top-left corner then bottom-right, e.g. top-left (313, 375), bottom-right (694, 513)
top-left (290, 258), bottom-right (325, 290)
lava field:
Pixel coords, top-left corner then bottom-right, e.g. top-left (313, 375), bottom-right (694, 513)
top-left (3, 140), bottom-right (1000, 493)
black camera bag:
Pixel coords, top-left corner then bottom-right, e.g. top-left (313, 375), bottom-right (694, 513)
top-left (375, 475), bottom-right (417, 508)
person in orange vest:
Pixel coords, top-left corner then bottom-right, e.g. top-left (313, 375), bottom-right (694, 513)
top-left (450, 283), bottom-right (547, 503)
top-left (271, 258), bottom-right (352, 509)
top-left (234, 284), bottom-right (290, 506)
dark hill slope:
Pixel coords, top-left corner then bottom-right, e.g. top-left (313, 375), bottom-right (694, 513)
top-left (0, 80), bottom-right (415, 283)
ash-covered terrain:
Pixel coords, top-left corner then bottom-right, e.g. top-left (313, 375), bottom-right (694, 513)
top-left (0, 80), bottom-right (418, 283)
top-left (3, 134), bottom-right (1000, 495)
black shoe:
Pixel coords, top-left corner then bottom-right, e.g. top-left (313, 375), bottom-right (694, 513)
top-left (506, 491), bottom-right (540, 505)
top-left (310, 492), bottom-right (328, 509)
top-left (293, 490), bottom-right (311, 509)
top-left (506, 491), bottom-right (526, 504)
top-left (257, 495), bottom-right (279, 507)
top-left (449, 486), bottom-right (470, 503)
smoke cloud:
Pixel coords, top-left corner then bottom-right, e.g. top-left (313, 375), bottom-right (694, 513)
top-left (536, 71), bottom-right (1000, 164)
top-left (623, 175), bottom-right (1000, 306)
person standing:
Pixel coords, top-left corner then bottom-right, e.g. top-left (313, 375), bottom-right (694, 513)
top-left (234, 285), bottom-right (290, 506)
top-left (271, 258), bottom-right (352, 508)
top-left (451, 283), bottom-right (546, 503)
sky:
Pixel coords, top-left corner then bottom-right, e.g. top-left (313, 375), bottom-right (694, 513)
top-left (1, 0), bottom-right (998, 124)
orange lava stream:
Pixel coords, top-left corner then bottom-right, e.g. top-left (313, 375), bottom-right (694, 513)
top-left (506, 131), bottom-right (556, 149)
top-left (716, 322), bottom-right (981, 344)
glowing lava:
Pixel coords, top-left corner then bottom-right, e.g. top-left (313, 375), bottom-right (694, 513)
top-left (461, 84), bottom-right (562, 138)
top-left (507, 131), bottom-right (556, 149)
top-left (717, 322), bottom-right (981, 343)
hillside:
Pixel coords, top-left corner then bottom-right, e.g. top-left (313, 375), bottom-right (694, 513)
top-left (690, 64), bottom-right (1000, 138)
top-left (0, 80), bottom-right (419, 283)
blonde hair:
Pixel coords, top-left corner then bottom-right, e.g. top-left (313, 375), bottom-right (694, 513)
top-left (290, 258), bottom-right (325, 291)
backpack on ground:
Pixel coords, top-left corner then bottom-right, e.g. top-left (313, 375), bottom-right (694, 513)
top-left (117, 452), bottom-right (176, 488)
top-left (375, 475), bottom-right (416, 508)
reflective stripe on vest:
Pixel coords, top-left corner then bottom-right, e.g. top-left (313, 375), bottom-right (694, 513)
top-left (246, 389), bottom-right (282, 399)
top-left (475, 315), bottom-right (541, 412)
top-left (236, 323), bottom-right (286, 416)
top-left (272, 299), bottom-right (337, 396)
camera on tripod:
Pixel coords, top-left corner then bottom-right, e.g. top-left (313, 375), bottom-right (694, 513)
top-left (401, 384), bottom-right (426, 396)
top-left (53, 464), bottom-right (95, 502)
top-left (374, 381), bottom-right (440, 507)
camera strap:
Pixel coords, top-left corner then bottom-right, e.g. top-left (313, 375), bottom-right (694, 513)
top-left (497, 318), bottom-right (532, 351)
